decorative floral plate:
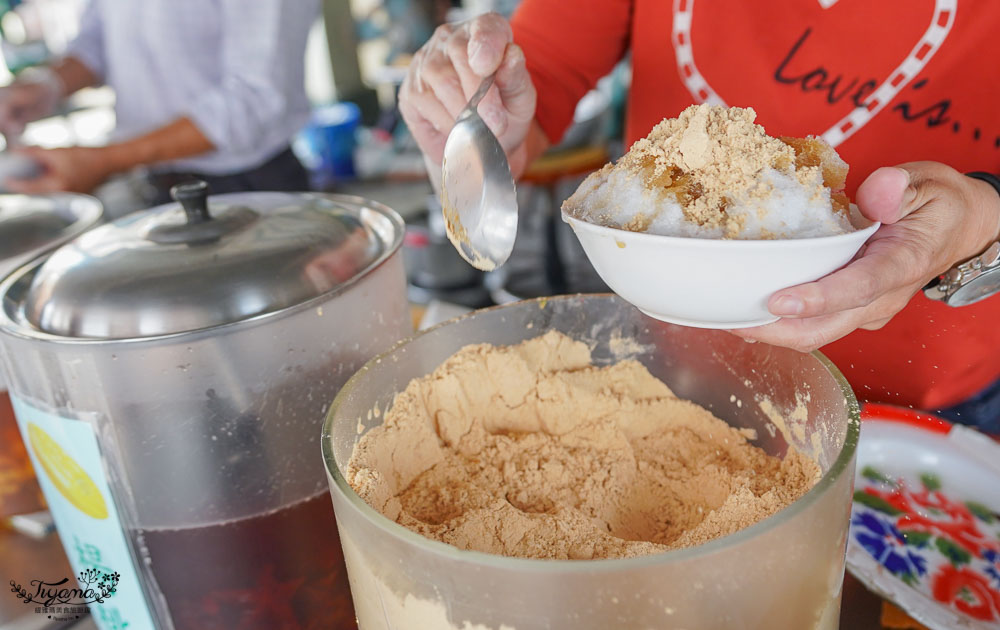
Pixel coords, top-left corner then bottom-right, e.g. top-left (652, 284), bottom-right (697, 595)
top-left (848, 404), bottom-right (1000, 629)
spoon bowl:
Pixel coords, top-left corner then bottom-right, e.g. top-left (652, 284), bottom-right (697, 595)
top-left (440, 75), bottom-right (518, 271)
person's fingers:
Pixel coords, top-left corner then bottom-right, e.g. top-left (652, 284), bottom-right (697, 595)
top-left (400, 103), bottom-right (448, 163)
top-left (856, 163), bottom-right (948, 226)
top-left (408, 89), bottom-right (454, 137)
top-left (411, 23), bottom-right (467, 116)
top-left (493, 44), bottom-right (535, 123)
top-left (859, 316), bottom-right (893, 331)
top-left (417, 43), bottom-right (471, 120)
top-left (445, 27), bottom-right (484, 105)
top-left (5, 173), bottom-right (61, 194)
top-left (401, 30), bottom-right (466, 165)
top-left (402, 62), bottom-right (458, 136)
top-left (735, 283), bottom-right (914, 352)
top-left (467, 12), bottom-right (513, 76)
top-left (475, 85), bottom-right (509, 139)
top-left (471, 43), bottom-right (536, 141)
top-left (768, 236), bottom-right (922, 318)
top-left (10, 145), bottom-right (51, 164)
top-left (855, 167), bottom-right (912, 224)
top-left (400, 14), bottom-right (530, 164)
top-left (730, 308), bottom-right (866, 353)
top-left (426, 22), bottom-right (454, 53)
top-left (408, 46), bottom-right (468, 119)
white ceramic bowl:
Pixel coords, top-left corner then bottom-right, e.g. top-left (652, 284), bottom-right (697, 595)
top-left (563, 209), bottom-right (879, 329)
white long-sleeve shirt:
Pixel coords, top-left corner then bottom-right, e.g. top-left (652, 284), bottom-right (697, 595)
top-left (67, 0), bottom-right (319, 175)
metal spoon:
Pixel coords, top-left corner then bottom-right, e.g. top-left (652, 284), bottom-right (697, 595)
top-left (440, 74), bottom-right (518, 271)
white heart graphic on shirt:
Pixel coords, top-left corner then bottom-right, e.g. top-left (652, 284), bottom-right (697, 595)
top-left (670, 0), bottom-right (956, 147)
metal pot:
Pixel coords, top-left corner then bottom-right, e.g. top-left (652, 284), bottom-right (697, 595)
top-left (0, 182), bottom-right (410, 630)
top-left (0, 193), bottom-right (103, 278)
top-left (0, 193), bottom-right (102, 519)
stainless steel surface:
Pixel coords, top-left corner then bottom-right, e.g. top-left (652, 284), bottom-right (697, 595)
top-left (0, 190), bottom-right (411, 629)
top-left (925, 240), bottom-right (1000, 306)
top-left (440, 73), bottom-right (518, 270)
top-left (19, 190), bottom-right (394, 338)
top-left (0, 194), bottom-right (103, 278)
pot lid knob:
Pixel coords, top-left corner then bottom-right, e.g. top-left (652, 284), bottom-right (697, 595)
top-left (172, 180), bottom-right (211, 224)
top-left (146, 180), bottom-right (257, 245)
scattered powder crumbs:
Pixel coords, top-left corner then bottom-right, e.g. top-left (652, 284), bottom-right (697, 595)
top-left (347, 331), bottom-right (821, 560)
top-left (757, 392), bottom-right (828, 467)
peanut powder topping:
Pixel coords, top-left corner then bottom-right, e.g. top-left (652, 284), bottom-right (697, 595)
top-left (624, 104), bottom-right (836, 234)
top-left (563, 104), bottom-right (853, 240)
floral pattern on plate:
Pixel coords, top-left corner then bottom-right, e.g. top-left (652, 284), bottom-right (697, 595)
top-left (851, 465), bottom-right (1000, 623)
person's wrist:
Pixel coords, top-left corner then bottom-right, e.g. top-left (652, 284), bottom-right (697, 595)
top-left (966, 172), bottom-right (1000, 255)
top-left (98, 142), bottom-right (141, 176)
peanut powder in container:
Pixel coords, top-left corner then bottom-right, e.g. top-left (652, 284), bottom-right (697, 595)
top-left (347, 331), bottom-right (820, 560)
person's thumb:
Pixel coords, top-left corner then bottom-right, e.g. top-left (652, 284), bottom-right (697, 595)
top-left (495, 44), bottom-right (534, 115)
top-left (478, 44), bottom-right (535, 143)
top-left (467, 13), bottom-right (513, 76)
top-left (856, 166), bottom-right (916, 225)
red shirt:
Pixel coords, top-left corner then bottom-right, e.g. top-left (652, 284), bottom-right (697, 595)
top-left (512, 0), bottom-right (1000, 410)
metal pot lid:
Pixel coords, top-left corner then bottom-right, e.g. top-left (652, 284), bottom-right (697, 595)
top-left (0, 193), bottom-right (103, 274)
top-left (21, 181), bottom-right (399, 339)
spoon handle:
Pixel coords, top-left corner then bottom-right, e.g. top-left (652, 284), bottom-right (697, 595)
top-left (459, 74), bottom-right (496, 121)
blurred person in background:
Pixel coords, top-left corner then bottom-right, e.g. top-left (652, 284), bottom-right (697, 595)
top-left (399, 4), bottom-right (1000, 429)
top-left (0, 0), bottom-right (319, 203)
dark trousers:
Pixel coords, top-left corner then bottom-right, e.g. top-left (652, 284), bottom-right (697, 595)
top-left (936, 378), bottom-right (1000, 434)
top-left (144, 147), bottom-right (310, 206)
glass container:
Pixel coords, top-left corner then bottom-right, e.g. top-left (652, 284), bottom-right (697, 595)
top-left (323, 294), bottom-right (860, 630)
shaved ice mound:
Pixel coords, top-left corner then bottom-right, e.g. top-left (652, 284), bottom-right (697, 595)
top-left (562, 105), bottom-right (856, 240)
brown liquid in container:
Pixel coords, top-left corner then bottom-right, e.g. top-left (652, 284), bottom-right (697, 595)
top-left (138, 491), bottom-right (354, 630)
top-left (0, 392), bottom-right (45, 517)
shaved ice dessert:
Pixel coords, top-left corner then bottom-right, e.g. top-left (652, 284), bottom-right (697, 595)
top-left (562, 104), bottom-right (856, 240)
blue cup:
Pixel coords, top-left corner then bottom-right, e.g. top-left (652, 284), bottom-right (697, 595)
top-left (297, 102), bottom-right (361, 184)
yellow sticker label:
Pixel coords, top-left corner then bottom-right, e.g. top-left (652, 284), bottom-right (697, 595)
top-left (27, 423), bottom-right (108, 520)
